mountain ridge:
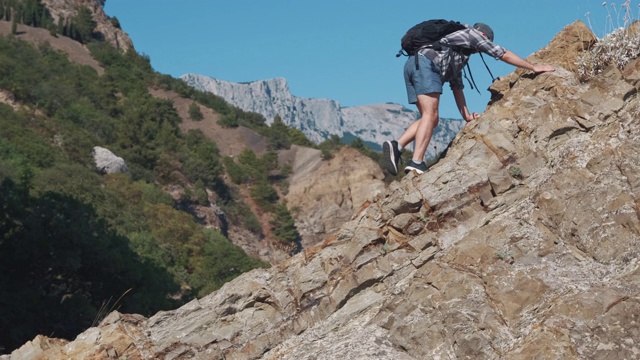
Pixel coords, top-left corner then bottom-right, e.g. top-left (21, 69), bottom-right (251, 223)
top-left (181, 74), bottom-right (464, 159)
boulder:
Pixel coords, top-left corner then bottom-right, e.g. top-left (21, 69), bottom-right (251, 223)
top-left (92, 146), bottom-right (128, 174)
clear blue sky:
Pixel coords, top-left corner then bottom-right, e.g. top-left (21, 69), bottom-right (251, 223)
top-left (104, 0), bottom-right (637, 119)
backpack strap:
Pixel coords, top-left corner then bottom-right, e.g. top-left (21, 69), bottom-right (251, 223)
top-left (410, 46), bottom-right (497, 88)
top-left (463, 53), bottom-right (497, 95)
top-left (479, 53), bottom-right (496, 82)
top-left (463, 64), bottom-right (481, 95)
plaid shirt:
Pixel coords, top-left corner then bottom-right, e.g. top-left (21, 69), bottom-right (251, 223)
top-left (419, 26), bottom-right (506, 89)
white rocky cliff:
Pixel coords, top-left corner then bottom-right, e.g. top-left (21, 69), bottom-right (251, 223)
top-left (181, 74), bottom-right (464, 159)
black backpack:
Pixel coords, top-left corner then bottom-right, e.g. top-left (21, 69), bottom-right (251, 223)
top-left (396, 19), bottom-right (496, 94)
top-left (396, 19), bottom-right (466, 57)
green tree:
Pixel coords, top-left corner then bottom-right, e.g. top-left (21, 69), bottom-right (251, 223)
top-left (250, 179), bottom-right (279, 209)
top-left (237, 148), bottom-right (262, 182)
top-left (0, 178), bottom-right (178, 352)
top-left (262, 151), bottom-right (279, 172)
top-left (190, 229), bottom-right (267, 297)
top-left (56, 16), bottom-right (65, 36)
top-left (218, 110), bottom-right (238, 128)
top-left (223, 156), bottom-right (248, 184)
top-left (72, 6), bottom-right (96, 43)
top-left (193, 179), bottom-right (209, 205)
top-left (267, 115), bottom-right (291, 150)
top-left (188, 102), bottom-right (203, 121)
top-left (237, 148), bottom-right (259, 167)
top-left (350, 137), bottom-right (380, 162)
top-left (270, 202), bottom-right (300, 244)
top-left (288, 127), bottom-right (313, 147)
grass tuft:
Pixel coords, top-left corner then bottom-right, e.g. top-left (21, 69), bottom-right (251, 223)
top-left (577, 1), bottom-right (640, 80)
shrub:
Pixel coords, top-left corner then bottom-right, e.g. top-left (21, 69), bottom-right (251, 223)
top-left (218, 111), bottom-right (239, 128)
top-left (188, 102), bottom-right (204, 121)
top-left (318, 134), bottom-right (343, 160)
top-left (193, 179), bottom-right (209, 205)
top-left (577, 23), bottom-right (640, 79)
top-left (578, 2), bottom-right (640, 80)
top-left (508, 166), bottom-right (523, 179)
top-left (189, 229), bottom-right (268, 297)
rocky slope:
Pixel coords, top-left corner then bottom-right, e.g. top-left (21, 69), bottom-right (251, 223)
top-left (281, 145), bottom-right (386, 248)
top-left (2, 0), bottom-right (385, 266)
top-left (6, 21), bottom-right (640, 360)
top-left (181, 74), bottom-right (464, 159)
top-left (41, 0), bottom-right (133, 51)
top-left (149, 88), bottom-right (386, 265)
top-left (0, 20), bottom-right (104, 74)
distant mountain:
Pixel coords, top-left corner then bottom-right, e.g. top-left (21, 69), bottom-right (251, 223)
top-left (181, 74), bottom-right (464, 159)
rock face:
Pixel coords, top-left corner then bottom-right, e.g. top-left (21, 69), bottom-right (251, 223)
top-left (7, 21), bottom-right (640, 360)
top-left (41, 0), bottom-right (134, 51)
top-left (181, 74), bottom-right (464, 159)
top-left (282, 146), bottom-right (386, 247)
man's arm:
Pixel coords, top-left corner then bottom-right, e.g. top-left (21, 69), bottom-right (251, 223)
top-left (452, 88), bottom-right (479, 122)
top-left (500, 50), bottom-right (555, 73)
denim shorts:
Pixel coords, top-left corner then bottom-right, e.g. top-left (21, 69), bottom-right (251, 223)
top-left (404, 55), bottom-right (443, 104)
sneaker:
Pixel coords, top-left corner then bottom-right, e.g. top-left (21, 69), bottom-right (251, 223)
top-left (382, 140), bottom-right (402, 175)
top-left (404, 160), bottom-right (428, 174)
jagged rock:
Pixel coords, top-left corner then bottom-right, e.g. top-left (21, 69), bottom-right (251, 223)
top-left (283, 146), bottom-right (386, 247)
top-left (41, 0), bottom-right (134, 51)
top-left (6, 21), bottom-right (640, 360)
top-left (181, 74), bottom-right (464, 159)
top-left (92, 146), bottom-right (127, 174)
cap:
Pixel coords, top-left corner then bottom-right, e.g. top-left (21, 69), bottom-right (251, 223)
top-left (473, 22), bottom-right (494, 41)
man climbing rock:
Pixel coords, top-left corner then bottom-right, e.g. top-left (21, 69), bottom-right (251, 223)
top-left (383, 21), bottom-right (555, 175)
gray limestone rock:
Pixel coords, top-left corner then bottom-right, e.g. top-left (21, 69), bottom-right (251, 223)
top-left (92, 146), bottom-right (128, 174)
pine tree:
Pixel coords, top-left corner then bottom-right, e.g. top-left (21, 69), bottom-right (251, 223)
top-left (23, 0), bottom-right (35, 26)
top-left (72, 6), bottom-right (96, 43)
top-left (268, 115), bottom-right (291, 150)
top-left (270, 203), bottom-right (300, 244)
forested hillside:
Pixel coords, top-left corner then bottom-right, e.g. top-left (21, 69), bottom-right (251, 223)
top-left (0, 0), bottom-right (318, 353)
top-left (0, 0), bottom-right (406, 353)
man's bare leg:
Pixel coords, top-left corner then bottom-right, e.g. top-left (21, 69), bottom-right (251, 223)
top-left (409, 93), bottom-right (440, 162)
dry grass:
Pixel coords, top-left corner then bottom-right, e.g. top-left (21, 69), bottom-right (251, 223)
top-left (577, 1), bottom-right (640, 79)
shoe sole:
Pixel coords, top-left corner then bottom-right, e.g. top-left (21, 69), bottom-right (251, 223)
top-left (404, 165), bottom-right (426, 175)
top-left (382, 141), bottom-right (398, 175)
